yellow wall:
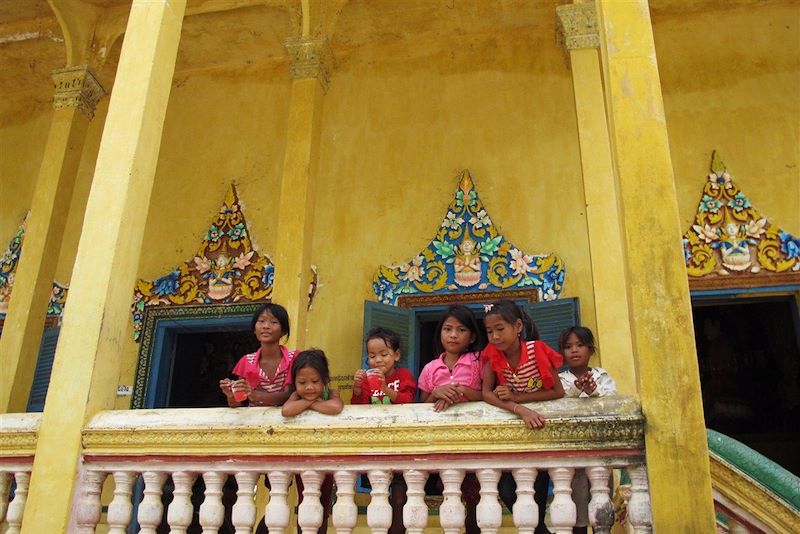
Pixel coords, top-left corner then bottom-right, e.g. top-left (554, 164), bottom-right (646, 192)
top-left (114, 62), bottom-right (292, 407)
top-left (0, 60), bottom-right (113, 285)
top-left (653, 2), bottom-right (800, 234)
top-left (0, 97), bottom-right (52, 242)
top-left (306, 26), bottom-right (594, 385)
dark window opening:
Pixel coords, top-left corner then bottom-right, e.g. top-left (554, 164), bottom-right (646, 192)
top-left (167, 330), bottom-right (258, 408)
top-left (418, 317), bottom-right (441, 373)
top-left (154, 330), bottom-right (259, 534)
top-left (692, 296), bottom-right (800, 475)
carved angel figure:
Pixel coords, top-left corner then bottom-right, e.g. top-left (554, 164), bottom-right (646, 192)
top-left (454, 237), bottom-right (482, 287)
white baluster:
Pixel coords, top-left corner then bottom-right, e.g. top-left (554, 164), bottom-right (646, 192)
top-left (107, 471), bottom-right (137, 534)
top-left (138, 471), bottom-right (167, 534)
top-left (439, 469), bottom-right (465, 534)
top-left (168, 472), bottom-right (197, 534)
top-left (6, 471), bottom-right (30, 534)
top-left (627, 465), bottom-right (653, 533)
top-left (232, 472), bottom-right (258, 534)
top-left (402, 469), bottom-right (428, 533)
top-left (75, 470), bottom-right (106, 533)
top-left (366, 469), bottom-right (392, 534)
top-left (264, 471), bottom-right (292, 534)
top-left (476, 468), bottom-right (502, 534)
top-left (587, 466), bottom-right (614, 534)
top-left (332, 471), bottom-right (358, 533)
top-left (512, 468), bottom-right (538, 533)
top-left (0, 471), bottom-right (11, 523)
top-left (298, 470), bottom-right (325, 533)
top-left (199, 471), bottom-right (227, 533)
top-left (548, 467), bottom-right (576, 534)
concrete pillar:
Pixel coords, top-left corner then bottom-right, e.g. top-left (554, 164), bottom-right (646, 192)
top-left (595, 0), bottom-right (715, 530)
top-left (0, 66), bottom-right (105, 413)
top-left (556, 2), bottom-right (636, 395)
top-left (20, 1), bottom-right (186, 531)
top-left (271, 36), bottom-right (330, 347)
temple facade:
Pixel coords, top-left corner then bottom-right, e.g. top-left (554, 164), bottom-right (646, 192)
top-left (0, 0), bottom-right (798, 532)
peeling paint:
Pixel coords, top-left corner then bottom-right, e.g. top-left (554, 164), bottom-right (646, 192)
top-left (0, 31), bottom-right (40, 45)
top-left (0, 30), bottom-right (63, 45)
top-left (45, 30), bottom-right (64, 43)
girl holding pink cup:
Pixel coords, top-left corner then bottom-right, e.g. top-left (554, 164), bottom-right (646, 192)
top-left (219, 303), bottom-right (297, 407)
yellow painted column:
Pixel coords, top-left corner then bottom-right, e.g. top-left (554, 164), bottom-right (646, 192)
top-left (596, 0), bottom-right (715, 531)
top-left (20, 1), bottom-right (186, 532)
top-left (271, 36), bottom-right (330, 348)
top-left (0, 66), bottom-right (104, 413)
top-left (556, 2), bottom-right (636, 395)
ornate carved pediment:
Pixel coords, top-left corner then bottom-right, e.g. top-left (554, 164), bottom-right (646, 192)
top-left (373, 170), bottom-right (565, 305)
top-left (683, 153), bottom-right (799, 289)
top-left (131, 185), bottom-right (274, 341)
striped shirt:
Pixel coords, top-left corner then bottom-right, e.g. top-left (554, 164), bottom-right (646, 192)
top-left (500, 341), bottom-right (544, 393)
top-left (232, 346), bottom-right (297, 405)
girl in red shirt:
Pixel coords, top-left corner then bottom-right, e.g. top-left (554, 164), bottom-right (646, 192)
top-left (482, 299), bottom-right (564, 534)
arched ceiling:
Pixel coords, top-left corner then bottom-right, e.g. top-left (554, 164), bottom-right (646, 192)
top-left (0, 0), bottom-right (792, 102)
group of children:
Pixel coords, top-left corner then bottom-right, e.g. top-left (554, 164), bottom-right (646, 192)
top-left (219, 300), bottom-right (617, 534)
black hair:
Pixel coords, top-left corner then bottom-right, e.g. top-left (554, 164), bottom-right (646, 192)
top-left (251, 303), bottom-right (290, 340)
top-left (558, 326), bottom-right (596, 355)
top-left (433, 304), bottom-right (484, 356)
top-left (484, 299), bottom-right (539, 341)
top-left (291, 349), bottom-right (331, 385)
top-left (365, 326), bottom-right (402, 352)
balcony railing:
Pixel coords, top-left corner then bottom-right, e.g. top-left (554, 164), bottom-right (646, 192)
top-left (4, 398), bottom-right (653, 533)
top-left (0, 412), bottom-right (38, 534)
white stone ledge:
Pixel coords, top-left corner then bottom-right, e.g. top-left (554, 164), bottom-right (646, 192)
top-left (81, 397), bottom-right (645, 456)
top-left (0, 412), bottom-right (41, 457)
top-left (87, 397), bottom-right (640, 429)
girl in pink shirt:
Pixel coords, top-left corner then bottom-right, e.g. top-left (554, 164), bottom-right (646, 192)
top-left (418, 304), bottom-right (484, 534)
top-left (218, 303), bottom-right (296, 407)
top-left (418, 304), bottom-right (484, 411)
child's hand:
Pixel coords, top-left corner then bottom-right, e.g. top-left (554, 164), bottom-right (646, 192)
top-left (494, 385), bottom-right (514, 401)
top-left (582, 374), bottom-right (597, 394)
top-left (219, 378), bottom-right (234, 397)
top-left (432, 384), bottom-right (460, 404)
top-left (231, 379), bottom-right (252, 395)
top-left (374, 370), bottom-right (389, 391)
top-left (353, 369), bottom-right (366, 389)
top-left (433, 398), bottom-right (452, 412)
top-left (518, 406), bottom-right (546, 429)
top-left (575, 372), bottom-right (596, 394)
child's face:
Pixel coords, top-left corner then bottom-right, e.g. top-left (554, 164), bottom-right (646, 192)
top-left (295, 366), bottom-right (324, 402)
top-left (254, 310), bottom-right (282, 344)
top-left (484, 314), bottom-right (522, 353)
top-left (440, 316), bottom-right (475, 356)
top-left (563, 333), bottom-right (592, 369)
top-left (366, 337), bottom-right (401, 374)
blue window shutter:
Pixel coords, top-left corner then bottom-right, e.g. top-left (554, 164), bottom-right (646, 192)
top-left (26, 326), bottom-right (60, 412)
top-left (525, 298), bottom-right (580, 350)
top-left (362, 301), bottom-right (417, 372)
